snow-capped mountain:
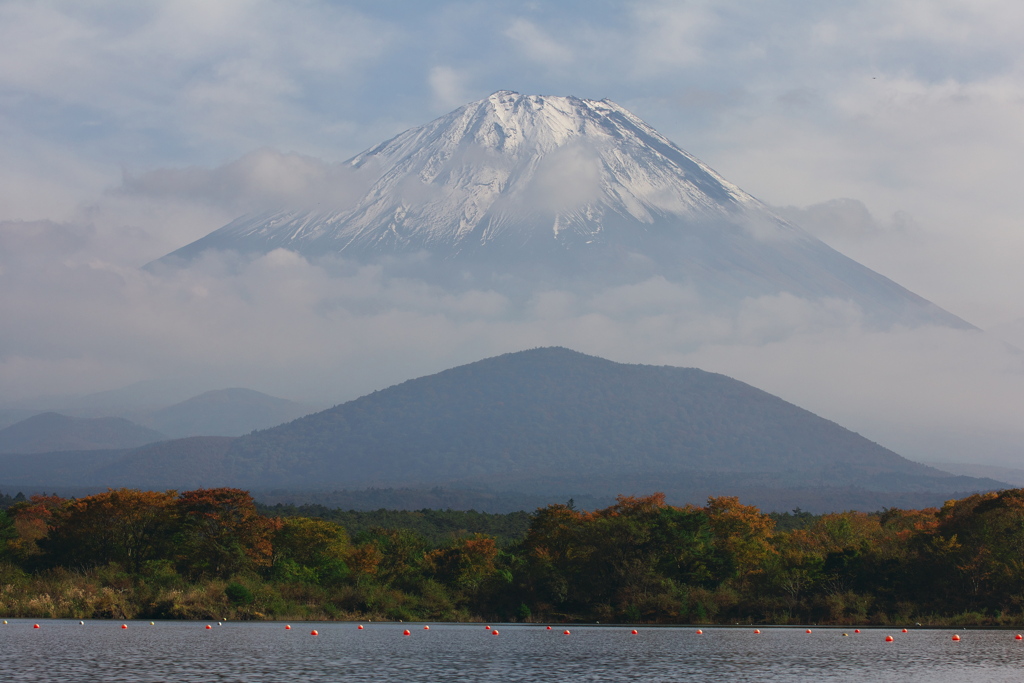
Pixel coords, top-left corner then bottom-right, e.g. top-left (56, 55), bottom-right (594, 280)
top-left (154, 91), bottom-right (971, 329)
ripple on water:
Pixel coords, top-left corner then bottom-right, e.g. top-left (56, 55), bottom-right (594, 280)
top-left (3, 622), bottom-right (1024, 682)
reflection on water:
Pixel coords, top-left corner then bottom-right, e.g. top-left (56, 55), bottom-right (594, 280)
top-left (2, 621), bottom-right (1024, 682)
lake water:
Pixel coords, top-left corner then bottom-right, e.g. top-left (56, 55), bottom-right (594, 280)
top-left (2, 621), bottom-right (1023, 682)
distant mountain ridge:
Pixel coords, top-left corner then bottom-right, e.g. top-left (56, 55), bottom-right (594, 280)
top-left (0, 412), bottom-right (165, 454)
top-left (1, 349), bottom-right (1004, 512)
top-left (152, 91), bottom-right (971, 330)
top-left (146, 388), bottom-right (318, 437)
top-left (2, 387), bottom-right (319, 442)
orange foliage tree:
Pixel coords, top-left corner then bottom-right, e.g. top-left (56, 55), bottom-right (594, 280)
top-left (39, 489), bottom-right (177, 572)
top-left (174, 488), bottom-right (279, 578)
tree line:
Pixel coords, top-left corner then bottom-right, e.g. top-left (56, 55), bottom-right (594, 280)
top-left (1, 487), bottom-right (1023, 624)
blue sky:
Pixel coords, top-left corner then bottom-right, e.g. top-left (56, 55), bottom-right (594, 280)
top-left (2, 0), bottom-right (1024, 466)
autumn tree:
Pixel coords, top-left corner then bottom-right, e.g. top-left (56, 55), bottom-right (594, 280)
top-left (271, 517), bottom-right (351, 585)
top-left (174, 488), bottom-right (279, 578)
top-left (5, 494), bottom-right (66, 564)
top-left (426, 534), bottom-right (500, 593)
top-left (38, 489), bottom-right (177, 572)
top-left (703, 496), bottom-right (776, 583)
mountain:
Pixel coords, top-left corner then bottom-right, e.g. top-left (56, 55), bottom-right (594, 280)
top-left (0, 412), bottom-right (166, 454)
top-left (153, 91), bottom-right (970, 329)
top-left (215, 347), bottom-right (990, 491)
top-left (0, 349), bottom-right (1003, 512)
top-left (147, 388), bottom-right (318, 437)
top-left (0, 409), bottom-right (42, 431)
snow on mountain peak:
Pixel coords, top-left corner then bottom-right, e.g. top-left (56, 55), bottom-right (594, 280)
top-left (151, 92), bottom-right (973, 331)
top-left (203, 90), bottom-right (766, 255)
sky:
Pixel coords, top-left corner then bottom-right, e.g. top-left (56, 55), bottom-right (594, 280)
top-left (2, 0), bottom-right (1024, 467)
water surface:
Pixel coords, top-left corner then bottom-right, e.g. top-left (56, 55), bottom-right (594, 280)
top-left (2, 621), bottom-right (1022, 682)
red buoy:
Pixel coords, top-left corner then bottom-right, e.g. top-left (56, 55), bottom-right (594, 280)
top-left (754, 629), bottom-right (761, 634)
top-left (806, 629), bottom-right (812, 633)
top-left (631, 629), bottom-right (638, 635)
top-left (310, 630), bottom-right (318, 636)
top-left (546, 626), bottom-right (552, 630)
top-left (564, 630), bottom-right (571, 635)
top-left (485, 625), bottom-right (491, 629)
top-left (1016, 634), bottom-right (1022, 640)
top-left (403, 629), bottom-right (411, 636)
top-left (902, 628), bottom-right (908, 633)
top-left (696, 629), bottom-right (703, 634)
top-left (121, 624), bottom-right (128, 629)
top-left (33, 624), bottom-right (39, 629)
top-left (357, 625), bottom-right (364, 630)
top-left (205, 625), bottom-right (212, 629)
top-left (492, 630), bottom-right (499, 635)
top-left (885, 635), bottom-right (894, 642)
top-left (285, 625), bottom-right (291, 630)
top-left (952, 634), bottom-right (961, 641)
top-left (423, 625), bottom-right (430, 630)
top-left (854, 629), bottom-right (861, 633)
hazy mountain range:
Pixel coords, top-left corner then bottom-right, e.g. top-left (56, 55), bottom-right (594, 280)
top-left (0, 348), bottom-right (1004, 512)
top-left (0, 387), bottom-right (318, 447)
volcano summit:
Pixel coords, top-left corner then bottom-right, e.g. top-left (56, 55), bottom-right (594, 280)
top-left (155, 91), bottom-right (969, 329)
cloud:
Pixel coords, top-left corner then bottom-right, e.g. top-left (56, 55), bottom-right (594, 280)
top-left (116, 149), bottom-right (371, 213)
top-left (428, 66), bottom-right (472, 111)
top-left (773, 198), bottom-right (904, 243)
top-left (4, 0), bottom-right (1024, 475)
top-left (0, 1), bottom-right (397, 164)
top-left (2, 220), bottom-right (1023, 469)
top-left (504, 19), bottom-right (575, 65)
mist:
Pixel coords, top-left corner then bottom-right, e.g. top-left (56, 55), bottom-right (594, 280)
top-left (2, 160), bottom-right (1023, 470)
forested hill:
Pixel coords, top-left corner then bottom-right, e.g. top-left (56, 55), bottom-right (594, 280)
top-left (219, 347), bottom-right (975, 495)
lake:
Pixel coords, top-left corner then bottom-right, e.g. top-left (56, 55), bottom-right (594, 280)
top-left (2, 621), bottom-right (1023, 682)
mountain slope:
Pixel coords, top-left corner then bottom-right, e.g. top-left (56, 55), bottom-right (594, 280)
top-left (147, 388), bottom-right (317, 437)
top-left (217, 347), bottom-right (975, 492)
top-left (153, 91), bottom-right (970, 330)
top-left (0, 349), bottom-right (1004, 511)
top-left (0, 412), bottom-right (166, 454)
